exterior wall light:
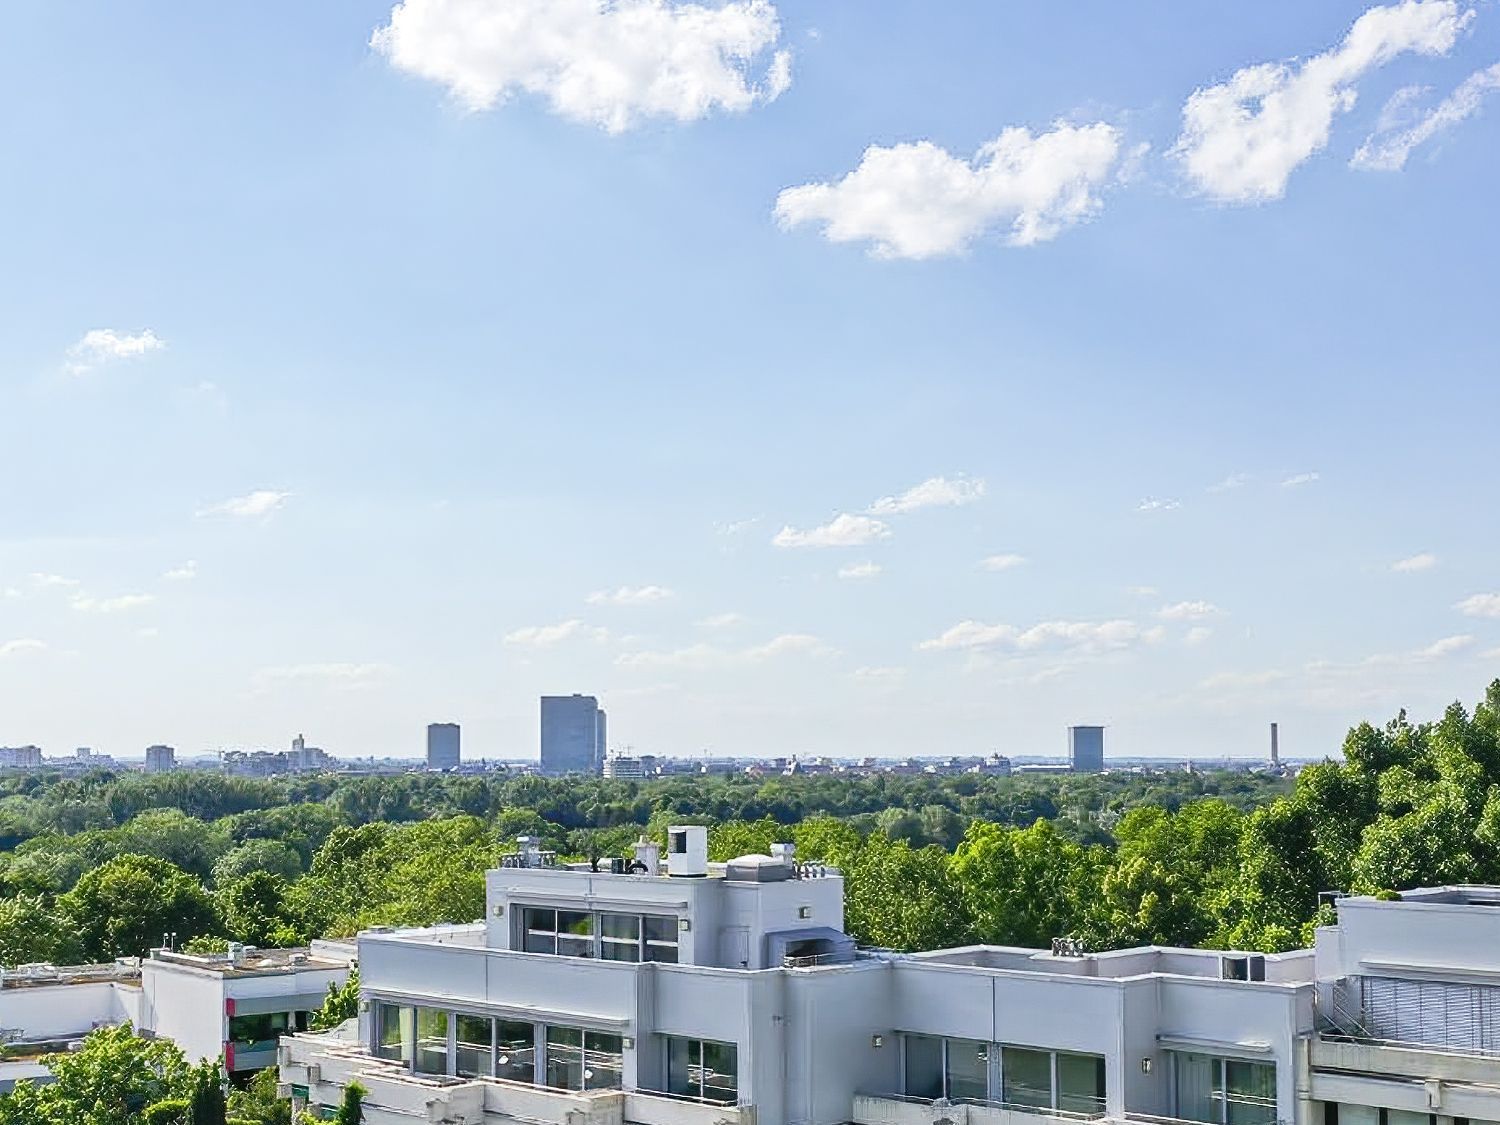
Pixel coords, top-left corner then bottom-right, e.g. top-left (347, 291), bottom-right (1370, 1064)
top-left (1141, 1058), bottom-right (1153, 1074)
top-left (679, 919), bottom-right (691, 932)
top-left (492, 904), bottom-right (505, 917)
top-left (797, 906), bottom-right (812, 919)
top-left (871, 1035), bottom-right (885, 1049)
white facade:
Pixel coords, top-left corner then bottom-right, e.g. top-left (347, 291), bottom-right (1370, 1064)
top-left (280, 834), bottom-right (1500, 1125)
top-left (0, 942), bottom-right (354, 1092)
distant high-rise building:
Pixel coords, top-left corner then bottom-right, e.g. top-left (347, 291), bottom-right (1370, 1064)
top-left (144, 744), bottom-right (176, 773)
top-left (1068, 725), bottom-right (1105, 773)
top-left (540, 695), bottom-right (606, 775)
top-left (1270, 722), bottom-right (1280, 767)
top-left (427, 723), bottom-right (461, 771)
top-left (288, 734), bottom-right (332, 772)
top-left (0, 745), bottom-right (43, 770)
top-left (603, 753), bottom-right (655, 779)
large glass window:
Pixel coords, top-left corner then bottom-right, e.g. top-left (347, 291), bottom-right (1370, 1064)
top-left (1002, 1047), bottom-right (1053, 1109)
top-left (497, 1020), bottom-right (536, 1084)
top-left (546, 1027), bottom-right (584, 1090)
top-left (544, 1026), bottom-right (623, 1091)
top-left (415, 1007), bottom-right (449, 1075)
top-left (1058, 1052), bottom-right (1107, 1114)
top-left (521, 907), bottom-right (676, 961)
top-left (1174, 1054), bottom-right (1276, 1125)
top-left (229, 1012), bottom-right (291, 1053)
top-left (376, 1004), bottom-right (414, 1066)
top-left (666, 1037), bottom-right (738, 1104)
top-left (644, 915), bottom-right (679, 964)
top-left (585, 1032), bottom-right (623, 1090)
top-left (904, 1035), bottom-right (944, 1100)
top-left (455, 1014), bottom-right (493, 1078)
top-left (946, 1039), bottom-right (989, 1102)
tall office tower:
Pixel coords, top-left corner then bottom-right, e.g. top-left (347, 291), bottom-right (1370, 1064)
top-left (540, 694), bottom-right (606, 775)
top-left (144, 744), bottom-right (177, 773)
top-left (1270, 722), bottom-right (1280, 768)
top-left (1068, 725), bottom-right (1105, 773)
top-left (427, 723), bottom-right (461, 771)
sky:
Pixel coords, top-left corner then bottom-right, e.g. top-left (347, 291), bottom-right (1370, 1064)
top-left (1, 0), bottom-right (1498, 764)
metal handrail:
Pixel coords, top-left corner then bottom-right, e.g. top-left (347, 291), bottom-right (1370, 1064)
top-left (854, 1092), bottom-right (1106, 1120)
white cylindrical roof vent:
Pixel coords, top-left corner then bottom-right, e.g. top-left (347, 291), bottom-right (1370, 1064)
top-left (666, 825), bottom-right (709, 877)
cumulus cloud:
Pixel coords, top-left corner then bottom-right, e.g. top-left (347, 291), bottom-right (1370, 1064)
top-left (163, 560), bottom-right (198, 582)
top-left (696, 612), bottom-right (745, 629)
top-left (1137, 497), bottom-right (1181, 513)
top-left (66, 328), bottom-right (165, 374)
top-left (31, 573), bottom-right (80, 589)
top-left (1415, 634), bottom-right (1475, 660)
top-left (371, 0), bottom-right (791, 133)
top-left (980, 553), bottom-right (1027, 572)
top-left (868, 476), bottom-right (986, 515)
top-left (72, 593), bottom-right (156, 614)
top-left (772, 513), bottom-right (891, 549)
top-left (1174, 0), bottom-right (1471, 203)
top-left (1392, 552), bottom-right (1438, 573)
top-left (504, 619), bottom-right (608, 646)
top-left (775, 122), bottom-right (1124, 259)
top-left (617, 632), bottom-right (833, 667)
top-left (918, 618), bottom-right (1149, 654)
top-left (1208, 473), bottom-right (1252, 493)
top-left (199, 490), bottom-right (292, 518)
top-left (586, 585), bottom-right (673, 606)
top-left (0, 638), bottom-right (47, 659)
top-left (1158, 600), bottom-right (1223, 621)
top-left (1281, 472), bottom-right (1320, 487)
top-left (838, 561), bottom-right (882, 580)
top-left (1456, 593), bottom-right (1500, 618)
top-left (1353, 61), bottom-right (1500, 170)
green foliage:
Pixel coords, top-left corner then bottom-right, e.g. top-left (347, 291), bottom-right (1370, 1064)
top-left (311, 967), bottom-right (360, 1031)
top-left (143, 1100), bottom-right (190, 1125)
top-left (0, 893), bottom-right (82, 966)
top-left (0, 1024), bottom-right (192, 1125)
top-left (58, 855), bottom-right (221, 961)
top-left (226, 1068), bottom-right (291, 1125)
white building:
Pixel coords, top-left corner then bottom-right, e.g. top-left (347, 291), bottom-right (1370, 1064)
top-left (277, 832), bottom-right (1500, 1125)
top-left (603, 755), bottom-right (656, 780)
top-left (0, 942), bottom-right (354, 1092)
top-left (145, 744), bottom-right (176, 773)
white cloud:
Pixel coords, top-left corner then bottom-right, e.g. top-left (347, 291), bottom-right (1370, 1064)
top-left (1185, 626), bottom-right (1214, 646)
top-left (66, 328), bottom-right (165, 373)
top-left (868, 476), bottom-right (986, 515)
top-left (586, 585), bottom-right (674, 606)
top-left (918, 618), bottom-right (1148, 654)
top-left (1127, 585), bottom-right (1159, 597)
top-left (0, 638), bottom-right (47, 659)
top-left (617, 632), bottom-right (832, 668)
top-left (2, 587), bottom-right (20, 600)
top-left (31, 573), bottom-right (80, 589)
top-left (1353, 60), bottom-right (1500, 170)
top-left (1281, 472), bottom-right (1320, 487)
top-left (1208, 473), bottom-right (1251, 492)
top-left (838, 561), bottom-right (882, 580)
top-left (1456, 593), bottom-right (1500, 619)
top-left (715, 516), bottom-right (761, 537)
top-left (1137, 497), bottom-right (1181, 513)
top-left (1158, 600), bottom-right (1223, 621)
top-left (772, 513), bottom-right (891, 549)
top-left (695, 612), bottom-right (745, 629)
top-left (163, 560), bottom-right (199, 582)
top-left (980, 553), bottom-right (1027, 572)
top-left (371, 0), bottom-right (790, 133)
top-left (199, 490), bottom-right (292, 518)
top-left (1415, 634), bottom-right (1474, 660)
top-left (504, 619), bottom-right (608, 646)
top-left (1173, 0), bottom-right (1471, 203)
top-left (72, 593), bottom-right (156, 614)
top-left (852, 665), bottom-right (906, 684)
top-left (1392, 552), bottom-right (1437, 573)
top-left (775, 122), bottom-right (1124, 259)
top-left (254, 662), bottom-right (392, 690)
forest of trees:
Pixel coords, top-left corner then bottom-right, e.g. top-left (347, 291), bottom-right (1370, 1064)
top-left (2, 681), bottom-right (1500, 1123)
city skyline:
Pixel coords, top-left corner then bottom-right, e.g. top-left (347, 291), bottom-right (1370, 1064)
top-left (2, 1), bottom-right (1498, 762)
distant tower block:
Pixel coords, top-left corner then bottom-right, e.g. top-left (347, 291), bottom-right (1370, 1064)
top-left (1270, 722), bottom-right (1280, 767)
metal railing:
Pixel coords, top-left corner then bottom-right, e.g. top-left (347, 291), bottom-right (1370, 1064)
top-left (855, 1092), bottom-right (1107, 1120)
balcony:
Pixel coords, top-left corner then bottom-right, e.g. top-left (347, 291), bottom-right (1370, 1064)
top-left (853, 1093), bottom-right (1105, 1125)
top-left (280, 1033), bottom-right (749, 1125)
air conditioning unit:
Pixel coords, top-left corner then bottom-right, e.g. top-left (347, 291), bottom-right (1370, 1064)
top-left (306, 1064), bottom-right (321, 1084)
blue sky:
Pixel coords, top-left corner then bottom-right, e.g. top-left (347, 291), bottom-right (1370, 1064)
top-left (1, 0), bottom-right (1497, 762)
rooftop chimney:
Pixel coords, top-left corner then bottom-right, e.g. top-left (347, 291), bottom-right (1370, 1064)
top-left (632, 835), bottom-right (660, 875)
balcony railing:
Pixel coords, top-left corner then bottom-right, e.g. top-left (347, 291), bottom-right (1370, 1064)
top-left (855, 1092), bottom-right (1107, 1121)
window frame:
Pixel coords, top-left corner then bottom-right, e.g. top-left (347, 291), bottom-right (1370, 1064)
top-left (516, 905), bottom-right (679, 962)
